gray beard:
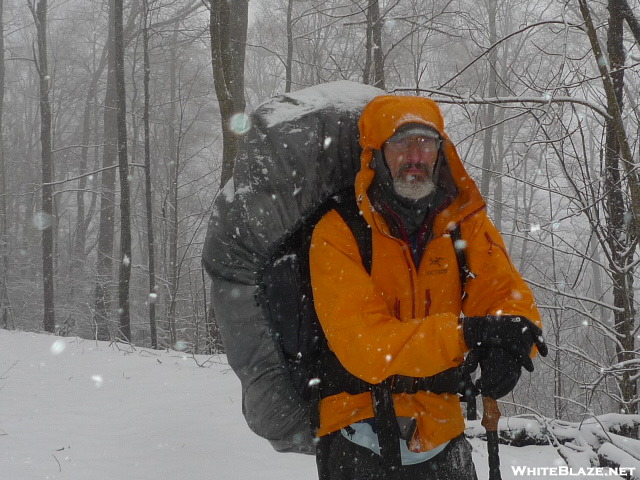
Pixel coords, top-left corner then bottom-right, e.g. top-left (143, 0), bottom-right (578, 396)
top-left (393, 176), bottom-right (435, 200)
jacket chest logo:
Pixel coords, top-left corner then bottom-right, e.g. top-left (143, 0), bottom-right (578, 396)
top-left (429, 256), bottom-right (444, 267)
top-left (425, 256), bottom-right (448, 275)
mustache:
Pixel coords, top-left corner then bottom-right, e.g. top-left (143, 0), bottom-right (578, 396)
top-left (398, 163), bottom-right (430, 174)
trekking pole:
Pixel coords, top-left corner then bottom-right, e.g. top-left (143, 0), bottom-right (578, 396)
top-left (482, 396), bottom-right (502, 480)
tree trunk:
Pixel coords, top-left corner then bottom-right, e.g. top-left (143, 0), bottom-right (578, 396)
top-left (75, 42), bottom-right (109, 269)
top-left (167, 24), bottom-right (179, 347)
top-left (480, 0), bottom-right (497, 200)
top-left (619, 0), bottom-right (640, 44)
top-left (142, 0), bottom-right (157, 349)
top-left (93, 0), bottom-right (118, 341)
top-left (603, 0), bottom-right (637, 415)
top-left (578, 0), bottom-right (640, 229)
top-left (208, 0), bottom-right (248, 187)
top-left (114, 0), bottom-right (131, 342)
top-left (493, 29), bottom-right (511, 231)
top-left (364, 0), bottom-right (384, 89)
top-left (30, 0), bottom-right (55, 333)
top-left (371, 0), bottom-right (384, 90)
top-left (285, 0), bottom-right (293, 93)
top-left (74, 100), bottom-right (91, 267)
top-left (0, 0), bottom-right (10, 330)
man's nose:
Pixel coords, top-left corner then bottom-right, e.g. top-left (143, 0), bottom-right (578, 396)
top-left (406, 141), bottom-right (422, 162)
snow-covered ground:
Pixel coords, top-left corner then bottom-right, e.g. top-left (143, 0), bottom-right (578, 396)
top-left (0, 330), bottom-right (634, 479)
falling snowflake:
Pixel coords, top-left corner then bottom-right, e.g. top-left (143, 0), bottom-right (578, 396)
top-left (32, 212), bottom-right (52, 231)
top-left (308, 378), bottom-right (321, 387)
top-left (50, 339), bottom-right (66, 355)
top-left (229, 113), bottom-right (251, 134)
top-left (91, 375), bottom-right (103, 388)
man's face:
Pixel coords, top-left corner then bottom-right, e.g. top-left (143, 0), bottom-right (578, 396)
top-left (383, 135), bottom-right (440, 200)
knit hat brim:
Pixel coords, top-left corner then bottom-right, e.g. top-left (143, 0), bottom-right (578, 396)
top-left (387, 123), bottom-right (440, 143)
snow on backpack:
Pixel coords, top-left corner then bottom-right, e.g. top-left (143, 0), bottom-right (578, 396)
top-left (202, 81), bottom-right (475, 455)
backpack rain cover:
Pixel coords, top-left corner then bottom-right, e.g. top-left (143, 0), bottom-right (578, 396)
top-left (202, 81), bottom-right (383, 453)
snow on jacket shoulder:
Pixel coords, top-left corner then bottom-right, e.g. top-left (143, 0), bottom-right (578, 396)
top-left (309, 95), bottom-right (542, 451)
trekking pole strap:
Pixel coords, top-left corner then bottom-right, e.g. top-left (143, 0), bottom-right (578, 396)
top-left (371, 379), bottom-right (402, 469)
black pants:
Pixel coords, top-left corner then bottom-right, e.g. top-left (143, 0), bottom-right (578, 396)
top-left (316, 432), bottom-right (478, 480)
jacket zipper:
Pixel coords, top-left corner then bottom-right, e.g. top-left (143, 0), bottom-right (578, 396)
top-left (389, 238), bottom-right (417, 319)
top-left (424, 289), bottom-right (431, 317)
top-left (402, 243), bottom-right (417, 318)
top-left (393, 299), bottom-right (401, 320)
top-left (370, 208), bottom-right (418, 318)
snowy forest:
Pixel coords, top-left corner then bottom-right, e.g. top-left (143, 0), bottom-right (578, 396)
top-left (0, 0), bottom-right (639, 436)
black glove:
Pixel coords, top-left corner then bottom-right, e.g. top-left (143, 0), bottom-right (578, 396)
top-left (458, 350), bottom-right (481, 401)
top-left (462, 315), bottom-right (548, 372)
top-left (475, 347), bottom-right (521, 399)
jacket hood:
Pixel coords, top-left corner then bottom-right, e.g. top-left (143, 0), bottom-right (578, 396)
top-left (355, 95), bottom-right (485, 236)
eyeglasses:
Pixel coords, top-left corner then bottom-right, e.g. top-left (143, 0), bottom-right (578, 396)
top-left (385, 136), bottom-right (440, 154)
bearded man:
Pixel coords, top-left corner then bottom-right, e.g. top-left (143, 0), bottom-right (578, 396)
top-left (309, 95), bottom-right (546, 480)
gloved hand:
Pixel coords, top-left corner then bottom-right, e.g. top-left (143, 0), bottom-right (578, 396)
top-left (476, 348), bottom-right (522, 399)
top-left (460, 348), bottom-right (519, 399)
top-left (461, 315), bottom-right (548, 372)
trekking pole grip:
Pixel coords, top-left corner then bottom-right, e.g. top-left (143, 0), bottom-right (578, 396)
top-left (481, 397), bottom-right (502, 480)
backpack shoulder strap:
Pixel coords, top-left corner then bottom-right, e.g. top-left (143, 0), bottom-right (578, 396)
top-left (449, 224), bottom-right (474, 299)
top-left (332, 193), bottom-right (373, 275)
top-left (450, 223), bottom-right (481, 415)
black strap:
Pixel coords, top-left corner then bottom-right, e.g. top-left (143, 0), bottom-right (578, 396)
top-left (334, 198), bottom-right (372, 275)
top-left (450, 224), bottom-right (475, 300)
top-left (449, 224), bottom-right (479, 418)
top-left (372, 379), bottom-right (402, 468)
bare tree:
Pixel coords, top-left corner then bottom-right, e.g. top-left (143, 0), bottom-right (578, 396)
top-left (165, 23), bottom-right (179, 346)
top-left (93, 0), bottom-right (119, 341)
top-left (28, 0), bottom-right (55, 333)
top-left (363, 0), bottom-right (384, 89)
top-left (602, 0), bottom-right (635, 415)
top-left (285, 0), bottom-right (294, 92)
top-left (205, 0), bottom-right (248, 187)
top-left (579, 0), bottom-right (638, 414)
top-left (114, 0), bottom-right (132, 342)
top-left (479, 0), bottom-right (498, 200)
top-left (0, 0), bottom-right (10, 330)
top-left (142, 0), bottom-right (157, 348)
top-left (74, 41), bottom-right (108, 277)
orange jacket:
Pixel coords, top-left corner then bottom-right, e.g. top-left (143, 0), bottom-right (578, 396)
top-left (309, 95), bottom-right (542, 451)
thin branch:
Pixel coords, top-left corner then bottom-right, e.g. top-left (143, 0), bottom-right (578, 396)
top-left (41, 163), bottom-right (146, 188)
top-left (391, 88), bottom-right (612, 119)
top-left (438, 21), bottom-right (584, 89)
